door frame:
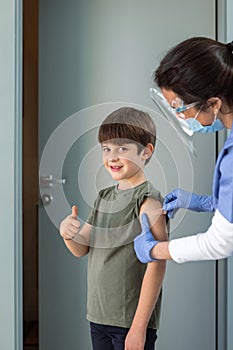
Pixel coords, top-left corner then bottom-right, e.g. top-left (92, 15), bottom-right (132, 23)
top-left (0, 0), bottom-right (23, 349)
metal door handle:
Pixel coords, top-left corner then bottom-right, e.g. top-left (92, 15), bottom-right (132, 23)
top-left (40, 175), bottom-right (66, 188)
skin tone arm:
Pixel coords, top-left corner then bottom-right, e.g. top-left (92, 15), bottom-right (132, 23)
top-left (151, 241), bottom-right (172, 260)
top-left (59, 205), bottom-right (91, 257)
top-left (125, 197), bottom-right (168, 350)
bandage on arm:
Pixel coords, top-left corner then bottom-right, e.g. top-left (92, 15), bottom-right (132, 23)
top-left (169, 209), bottom-right (233, 263)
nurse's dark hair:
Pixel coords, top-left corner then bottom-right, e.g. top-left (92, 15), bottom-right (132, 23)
top-left (98, 107), bottom-right (156, 164)
top-left (154, 37), bottom-right (233, 109)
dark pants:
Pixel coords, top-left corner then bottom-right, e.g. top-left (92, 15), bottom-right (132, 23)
top-left (90, 322), bottom-right (157, 350)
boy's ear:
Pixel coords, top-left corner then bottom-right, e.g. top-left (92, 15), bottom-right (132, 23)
top-left (142, 143), bottom-right (154, 159)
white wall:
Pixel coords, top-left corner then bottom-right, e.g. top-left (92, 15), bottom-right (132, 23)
top-left (227, 0), bottom-right (233, 39)
top-left (0, 0), bottom-right (23, 349)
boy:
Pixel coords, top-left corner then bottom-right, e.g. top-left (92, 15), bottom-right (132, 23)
top-left (60, 107), bottom-right (168, 350)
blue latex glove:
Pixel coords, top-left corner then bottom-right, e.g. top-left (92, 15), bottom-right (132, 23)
top-left (134, 213), bottom-right (158, 263)
top-left (163, 188), bottom-right (215, 219)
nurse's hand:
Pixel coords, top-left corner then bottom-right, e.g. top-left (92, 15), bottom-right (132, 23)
top-left (134, 213), bottom-right (158, 263)
top-left (163, 188), bottom-right (214, 219)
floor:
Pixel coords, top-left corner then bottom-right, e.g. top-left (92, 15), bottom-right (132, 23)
top-left (24, 321), bottom-right (39, 350)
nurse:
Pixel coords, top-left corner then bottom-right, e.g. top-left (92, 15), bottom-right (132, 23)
top-left (134, 37), bottom-right (233, 264)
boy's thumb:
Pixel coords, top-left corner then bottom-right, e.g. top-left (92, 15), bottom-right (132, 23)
top-left (71, 205), bottom-right (78, 217)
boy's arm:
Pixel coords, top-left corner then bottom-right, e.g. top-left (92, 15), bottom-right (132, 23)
top-left (60, 205), bottom-right (91, 257)
top-left (125, 197), bottom-right (168, 350)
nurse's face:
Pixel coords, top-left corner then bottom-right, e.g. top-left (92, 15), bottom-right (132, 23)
top-left (161, 88), bottom-right (217, 126)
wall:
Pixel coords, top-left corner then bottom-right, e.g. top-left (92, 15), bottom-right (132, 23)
top-left (0, 0), bottom-right (23, 350)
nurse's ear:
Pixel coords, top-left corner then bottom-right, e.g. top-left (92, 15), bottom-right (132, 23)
top-left (207, 97), bottom-right (222, 115)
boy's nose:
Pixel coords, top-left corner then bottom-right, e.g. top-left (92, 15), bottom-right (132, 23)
top-left (108, 156), bottom-right (119, 162)
top-left (108, 151), bottom-right (119, 161)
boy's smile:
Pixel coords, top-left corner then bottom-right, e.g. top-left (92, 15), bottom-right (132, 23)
top-left (109, 165), bottom-right (123, 172)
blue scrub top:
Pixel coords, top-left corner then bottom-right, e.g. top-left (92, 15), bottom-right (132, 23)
top-left (213, 123), bottom-right (233, 223)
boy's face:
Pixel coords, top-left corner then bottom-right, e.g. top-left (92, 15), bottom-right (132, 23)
top-left (101, 140), bottom-right (152, 185)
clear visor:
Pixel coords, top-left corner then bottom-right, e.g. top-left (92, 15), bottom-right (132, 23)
top-left (150, 87), bottom-right (196, 156)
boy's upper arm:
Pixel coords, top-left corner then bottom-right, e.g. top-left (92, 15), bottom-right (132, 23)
top-left (139, 197), bottom-right (168, 242)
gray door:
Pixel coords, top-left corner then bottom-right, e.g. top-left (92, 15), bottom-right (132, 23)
top-left (39, 1), bottom-right (216, 349)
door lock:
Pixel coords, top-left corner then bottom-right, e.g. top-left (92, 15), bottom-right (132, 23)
top-left (41, 193), bottom-right (53, 206)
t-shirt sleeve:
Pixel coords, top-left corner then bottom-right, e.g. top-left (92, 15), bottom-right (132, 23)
top-left (135, 187), bottom-right (163, 216)
top-left (86, 198), bottom-right (98, 225)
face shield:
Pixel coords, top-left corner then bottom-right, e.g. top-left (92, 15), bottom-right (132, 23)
top-left (149, 87), bottom-right (197, 156)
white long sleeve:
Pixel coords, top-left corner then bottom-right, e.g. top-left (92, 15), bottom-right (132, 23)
top-left (169, 209), bottom-right (233, 263)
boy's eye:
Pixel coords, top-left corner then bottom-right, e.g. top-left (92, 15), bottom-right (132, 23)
top-left (118, 147), bottom-right (128, 152)
top-left (102, 147), bottom-right (110, 152)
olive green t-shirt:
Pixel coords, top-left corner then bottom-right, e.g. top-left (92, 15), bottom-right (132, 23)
top-left (86, 181), bottom-right (163, 329)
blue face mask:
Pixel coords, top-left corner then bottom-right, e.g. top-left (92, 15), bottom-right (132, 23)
top-left (183, 117), bottom-right (224, 133)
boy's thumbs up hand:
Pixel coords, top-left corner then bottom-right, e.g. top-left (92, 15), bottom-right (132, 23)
top-left (60, 205), bottom-right (80, 240)
top-left (133, 213), bottom-right (158, 263)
